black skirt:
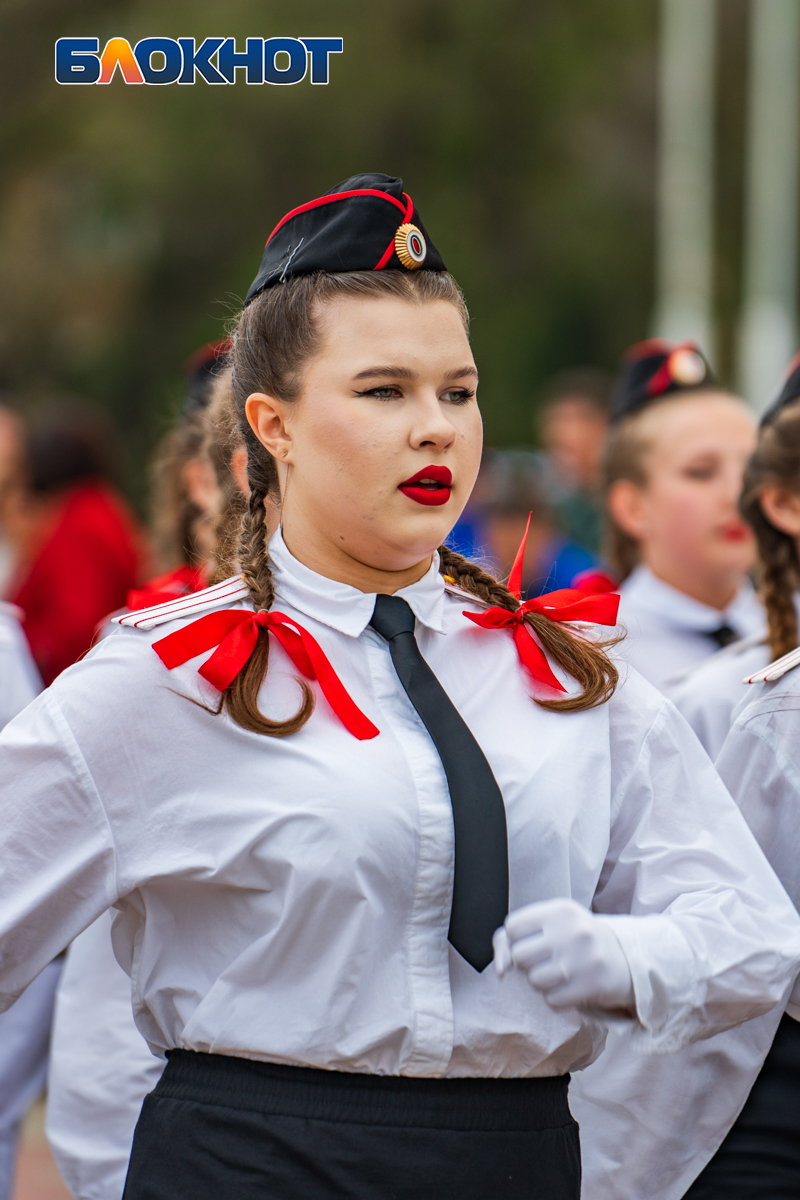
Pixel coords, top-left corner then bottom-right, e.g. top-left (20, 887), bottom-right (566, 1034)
top-left (123, 1050), bottom-right (581, 1200)
top-left (683, 1013), bottom-right (800, 1199)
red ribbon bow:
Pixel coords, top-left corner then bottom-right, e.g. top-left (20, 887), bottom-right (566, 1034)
top-left (462, 515), bottom-right (620, 693)
top-left (153, 609), bottom-right (379, 741)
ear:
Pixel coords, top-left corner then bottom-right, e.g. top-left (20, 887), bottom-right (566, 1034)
top-left (245, 393), bottom-right (293, 463)
top-left (759, 484), bottom-right (800, 537)
top-left (607, 478), bottom-right (649, 540)
top-left (230, 445), bottom-right (250, 498)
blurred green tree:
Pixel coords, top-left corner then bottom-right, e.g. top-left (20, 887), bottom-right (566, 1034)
top-left (0, 0), bottom-right (657, 505)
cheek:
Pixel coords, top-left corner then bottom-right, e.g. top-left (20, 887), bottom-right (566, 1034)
top-left (649, 482), bottom-right (719, 548)
top-left (297, 411), bottom-right (402, 504)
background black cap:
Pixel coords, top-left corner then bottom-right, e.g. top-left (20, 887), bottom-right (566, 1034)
top-left (610, 338), bottom-right (716, 423)
top-left (245, 173), bottom-right (446, 305)
top-left (183, 338), bottom-right (232, 415)
top-left (760, 349), bottom-right (800, 426)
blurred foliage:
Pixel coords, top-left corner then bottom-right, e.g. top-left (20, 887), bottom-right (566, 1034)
top-left (0, 0), bottom-right (658, 506)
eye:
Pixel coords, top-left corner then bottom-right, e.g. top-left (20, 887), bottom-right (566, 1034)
top-left (683, 462), bottom-right (717, 481)
top-left (356, 386), bottom-right (403, 401)
top-left (441, 388), bottom-right (476, 405)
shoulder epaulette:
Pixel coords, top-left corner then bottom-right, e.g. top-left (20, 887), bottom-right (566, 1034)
top-left (745, 644), bottom-right (800, 684)
top-left (114, 575), bottom-right (251, 632)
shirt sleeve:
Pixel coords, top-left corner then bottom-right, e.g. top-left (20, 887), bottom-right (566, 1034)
top-left (0, 690), bottom-right (118, 1009)
top-left (594, 687), bottom-right (800, 1053)
top-left (715, 691), bottom-right (800, 1020)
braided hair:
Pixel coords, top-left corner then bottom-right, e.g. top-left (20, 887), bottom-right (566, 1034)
top-left (221, 270), bottom-right (618, 737)
top-left (740, 400), bottom-right (800, 661)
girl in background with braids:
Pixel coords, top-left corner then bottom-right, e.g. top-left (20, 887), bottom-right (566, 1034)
top-left (676, 357), bottom-right (800, 1199)
top-left (44, 360), bottom-right (250, 1200)
top-left (573, 357), bottom-right (800, 1200)
top-left (671, 359), bottom-right (800, 757)
top-left (0, 175), bottom-right (797, 1200)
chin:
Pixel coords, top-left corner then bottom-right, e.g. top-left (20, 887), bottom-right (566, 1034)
top-left (364, 513), bottom-right (454, 570)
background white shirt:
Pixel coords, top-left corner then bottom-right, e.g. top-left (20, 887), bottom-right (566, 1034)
top-left (616, 566), bottom-right (764, 696)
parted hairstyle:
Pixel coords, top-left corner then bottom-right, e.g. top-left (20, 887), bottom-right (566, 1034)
top-left (740, 400), bottom-right (800, 661)
top-left (221, 270), bottom-right (619, 737)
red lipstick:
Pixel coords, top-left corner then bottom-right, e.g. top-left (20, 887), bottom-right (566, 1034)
top-left (398, 465), bottom-right (453, 507)
top-left (720, 520), bottom-right (750, 543)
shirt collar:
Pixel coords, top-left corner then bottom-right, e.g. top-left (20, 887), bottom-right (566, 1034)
top-left (621, 564), bottom-right (763, 634)
top-left (268, 528), bottom-right (446, 638)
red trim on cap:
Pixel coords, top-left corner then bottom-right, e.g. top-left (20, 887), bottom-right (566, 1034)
top-left (623, 337), bottom-right (674, 364)
top-left (265, 189), bottom-right (409, 247)
top-left (183, 338), bottom-right (233, 376)
top-left (373, 193), bottom-right (415, 271)
top-left (645, 340), bottom-right (702, 398)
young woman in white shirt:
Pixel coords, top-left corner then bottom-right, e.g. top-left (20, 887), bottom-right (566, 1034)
top-left (0, 174), bottom-right (798, 1200)
top-left (604, 341), bottom-right (763, 697)
top-left (667, 358), bottom-right (800, 1198)
top-left (558, 358), bottom-right (800, 1200)
top-left (671, 356), bottom-right (800, 758)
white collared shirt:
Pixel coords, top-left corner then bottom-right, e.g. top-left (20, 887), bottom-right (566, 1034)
top-left (0, 531), bottom-right (797, 1083)
top-left (616, 565), bottom-right (764, 697)
top-left (0, 603), bottom-right (41, 730)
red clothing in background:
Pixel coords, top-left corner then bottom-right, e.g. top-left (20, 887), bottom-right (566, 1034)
top-left (10, 480), bottom-right (146, 685)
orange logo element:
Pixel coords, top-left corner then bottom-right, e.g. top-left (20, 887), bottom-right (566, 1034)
top-left (98, 38), bottom-right (144, 84)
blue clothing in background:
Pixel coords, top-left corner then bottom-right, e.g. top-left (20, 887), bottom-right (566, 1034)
top-left (525, 537), bottom-right (597, 597)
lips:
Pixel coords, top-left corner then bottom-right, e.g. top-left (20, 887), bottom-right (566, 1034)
top-left (720, 520), bottom-right (750, 543)
top-left (398, 465), bottom-right (453, 507)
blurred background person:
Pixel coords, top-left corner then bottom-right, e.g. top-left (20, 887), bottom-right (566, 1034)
top-left (670, 351), bottom-right (800, 760)
top-left (45, 355), bottom-right (250, 1200)
top-left (3, 405), bottom-right (148, 685)
top-left (538, 367), bottom-right (612, 557)
top-left (673, 360), bottom-right (800, 1200)
top-left (604, 340), bottom-right (762, 696)
top-left (478, 449), bottom-right (597, 595)
top-left (131, 339), bottom-right (235, 610)
top-left (0, 403), bottom-right (25, 596)
top-left (0, 573), bottom-right (50, 1200)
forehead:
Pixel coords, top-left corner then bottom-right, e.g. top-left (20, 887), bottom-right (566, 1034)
top-left (312, 295), bottom-right (473, 370)
top-left (639, 392), bottom-right (755, 451)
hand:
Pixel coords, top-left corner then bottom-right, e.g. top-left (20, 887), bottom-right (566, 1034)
top-left (493, 898), bottom-right (635, 1013)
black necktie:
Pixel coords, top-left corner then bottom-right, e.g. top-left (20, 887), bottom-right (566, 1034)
top-left (709, 624), bottom-right (739, 649)
top-left (369, 594), bottom-right (509, 972)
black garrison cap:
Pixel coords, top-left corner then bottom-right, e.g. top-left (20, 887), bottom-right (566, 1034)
top-left (245, 173), bottom-right (446, 305)
top-left (760, 350), bottom-right (800, 426)
top-left (610, 339), bottom-right (716, 423)
top-left (183, 338), bottom-right (232, 415)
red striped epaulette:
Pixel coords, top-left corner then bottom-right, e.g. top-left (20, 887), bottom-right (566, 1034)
top-left (114, 575), bottom-right (251, 632)
top-left (745, 644), bottom-right (800, 684)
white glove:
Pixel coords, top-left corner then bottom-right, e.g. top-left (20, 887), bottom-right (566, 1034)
top-left (493, 898), bottom-right (635, 1013)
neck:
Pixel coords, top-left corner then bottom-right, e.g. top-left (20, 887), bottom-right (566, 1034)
top-left (641, 554), bottom-right (742, 612)
top-left (279, 524), bottom-right (434, 595)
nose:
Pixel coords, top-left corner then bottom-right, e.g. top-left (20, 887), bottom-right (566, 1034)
top-left (409, 389), bottom-right (457, 453)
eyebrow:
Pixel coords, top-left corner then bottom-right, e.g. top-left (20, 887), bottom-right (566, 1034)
top-left (352, 365), bottom-right (479, 382)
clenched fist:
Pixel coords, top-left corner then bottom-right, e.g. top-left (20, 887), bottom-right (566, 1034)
top-left (493, 898), bottom-right (635, 1014)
